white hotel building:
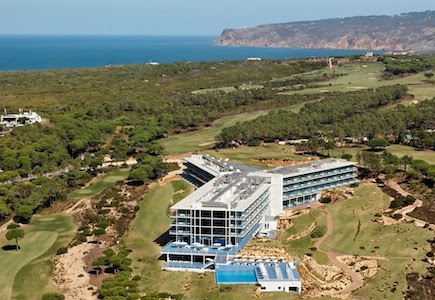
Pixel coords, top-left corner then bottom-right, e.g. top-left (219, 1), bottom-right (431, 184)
top-left (161, 154), bottom-right (358, 293)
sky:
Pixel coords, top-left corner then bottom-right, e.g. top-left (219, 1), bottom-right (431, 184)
top-left (1, 0), bottom-right (434, 35)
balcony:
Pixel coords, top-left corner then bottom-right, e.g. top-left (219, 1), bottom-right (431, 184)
top-left (283, 178), bottom-right (358, 200)
top-left (169, 229), bottom-right (191, 235)
top-left (283, 173), bottom-right (356, 192)
top-left (283, 167), bottom-right (356, 185)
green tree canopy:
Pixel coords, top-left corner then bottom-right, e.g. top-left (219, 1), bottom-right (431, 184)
top-left (367, 138), bottom-right (390, 149)
top-left (15, 205), bottom-right (33, 223)
top-left (6, 228), bottom-right (24, 250)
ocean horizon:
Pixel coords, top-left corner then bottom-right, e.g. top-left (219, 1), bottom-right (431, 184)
top-left (0, 35), bottom-right (380, 71)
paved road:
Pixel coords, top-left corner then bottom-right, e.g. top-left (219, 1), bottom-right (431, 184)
top-left (314, 210), bottom-right (364, 294)
top-left (0, 169), bottom-right (69, 186)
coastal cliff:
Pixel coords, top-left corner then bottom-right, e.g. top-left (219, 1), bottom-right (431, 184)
top-left (216, 11), bottom-right (435, 52)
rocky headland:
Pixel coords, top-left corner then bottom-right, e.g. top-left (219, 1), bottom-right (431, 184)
top-left (216, 11), bottom-right (435, 52)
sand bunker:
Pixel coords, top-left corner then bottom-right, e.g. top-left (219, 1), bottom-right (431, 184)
top-left (53, 243), bottom-right (97, 300)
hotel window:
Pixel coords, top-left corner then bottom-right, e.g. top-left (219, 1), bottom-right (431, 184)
top-left (201, 228), bottom-right (211, 234)
top-left (201, 219), bottom-right (211, 226)
top-left (201, 211), bottom-right (211, 217)
top-left (213, 228), bottom-right (225, 235)
top-left (213, 220), bottom-right (225, 227)
top-left (213, 211), bottom-right (225, 218)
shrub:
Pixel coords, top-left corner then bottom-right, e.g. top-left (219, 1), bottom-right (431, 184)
top-left (7, 222), bottom-right (19, 229)
top-left (132, 275), bottom-right (142, 281)
top-left (320, 197), bottom-right (332, 204)
top-left (247, 138), bottom-right (262, 147)
top-left (76, 233), bottom-right (87, 242)
top-left (56, 247), bottom-right (68, 255)
top-left (342, 153), bottom-right (353, 160)
top-left (42, 293), bottom-right (65, 300)
top-left (392, 214), bottom-right (402, 220)
top-left (93, 228), bottom-right (106, 236)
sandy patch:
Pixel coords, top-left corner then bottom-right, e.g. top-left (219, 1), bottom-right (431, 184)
top-left (238, 246), bottom-right (293, 262)
top-left (346, 86), bottom-right (366, 89)
top-left (337, 255), bottom-right (380, 280)
top-left (53, 243), bottom-right (97, 300)
top-left (198, 141), bottom-right (215, 146)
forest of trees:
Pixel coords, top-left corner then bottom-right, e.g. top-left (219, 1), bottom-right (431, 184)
top-left (0, 59), bottom-right (327, 222)
top-left (217, 85), bottom-right (415, 145)
top-left (380, 55), bottom-right (435, 76)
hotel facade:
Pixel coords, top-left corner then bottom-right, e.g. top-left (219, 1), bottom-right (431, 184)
top-left (161, 154), bottom-right (358, 293)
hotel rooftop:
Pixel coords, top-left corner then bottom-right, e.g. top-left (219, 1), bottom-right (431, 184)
top-left (269, 158), bottom-right (355, 176)
top-left (172, 173), bottom-right (269, 212)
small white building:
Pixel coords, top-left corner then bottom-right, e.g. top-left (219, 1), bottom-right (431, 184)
top-left (256, 262), bottom-right (301, 293)
top-left (0, 110), bottom-right (43, 128)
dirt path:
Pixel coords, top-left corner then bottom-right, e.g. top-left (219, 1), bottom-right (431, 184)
top-left (385, 180), bottom-right (410, 197)
top-left (314, 210), bottom-right (364, 294)
top-left (385, 180), bottom-right (435, 229)
top-left (0, 219), bottom-right (13, 234)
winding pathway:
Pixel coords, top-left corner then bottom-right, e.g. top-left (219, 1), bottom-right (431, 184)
top-left (314, 210), bottom-right (364, 294)
top-left (385, 180), bottom-right (435, 229)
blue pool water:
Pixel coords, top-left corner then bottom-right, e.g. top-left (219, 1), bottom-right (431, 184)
top-left (215, 269), bottom-right (257, 284)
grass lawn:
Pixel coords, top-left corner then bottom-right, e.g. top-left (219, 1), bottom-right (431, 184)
top-left (158, 100), bottom-right (316, 155)
top-left (192, 86), bottom-right (237, 94)
top-left (247, 207), bottom-right (329, 266)
top-left (171, 181), bottom-right (195, 204)
top-left (159, 110), bottom-right (272, 154)
top-left (204, 144), bottom-right (309, 169)
top-left (123, 182), bottom-right (301, 300)
top-left (191, 84), bottom-right (263, 95)
top-left (0, 214), bottom-right (76, 300)
top-left (281, 62), bottom-right (435, 102)
top-left (324, 184), bottom-right (432, 299)
top-left (334, 144), bottom-right (435, 165)
top-left (67, 168), bottom-right (130, 201)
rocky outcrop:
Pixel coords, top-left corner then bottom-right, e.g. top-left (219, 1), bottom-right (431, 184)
top-left (216, 11), bottom-right (435, 52)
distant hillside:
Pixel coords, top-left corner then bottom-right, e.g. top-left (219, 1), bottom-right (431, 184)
top-left (216, 11), bottom-right (435, 52)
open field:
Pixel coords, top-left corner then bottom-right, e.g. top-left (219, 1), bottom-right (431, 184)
top-left (124, 181), bottom-right (300, 299)
top-left (247, 184), bottom-right (432, 299)
top-left (248, 208), bottom-right (329, 265)
top-left (281, 62), bottom-right (435, 102)
top-left (159, 110), bottom-right (271, 154)
top-left (335, 144), bottom-right (435, 165)
top-left (204, 144), bottom-right (310, 169)
top-left (191, 84), bottom-right (264, 94)
top-left (67, 168), bottom-right (130, 201)
top-left (324, 184), bottom-right (432, 299)
top-left (0, 214), bottom-right (76, 300)
top-left (191, 86), bottom-right (237, 94)
top-left (158, 99), bottom-right (319, 155)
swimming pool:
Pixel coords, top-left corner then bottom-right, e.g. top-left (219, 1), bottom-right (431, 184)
top-left (215, 269), bottom-right (258, 284)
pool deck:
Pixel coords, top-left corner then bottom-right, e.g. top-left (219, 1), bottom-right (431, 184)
top-left (215, 261), bottom-right (300, 285)
top-left (161, 223), bottom-right (262, 258)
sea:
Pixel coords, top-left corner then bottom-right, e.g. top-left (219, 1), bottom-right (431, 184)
top-left (0, 35), bottom-right (379, 71)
